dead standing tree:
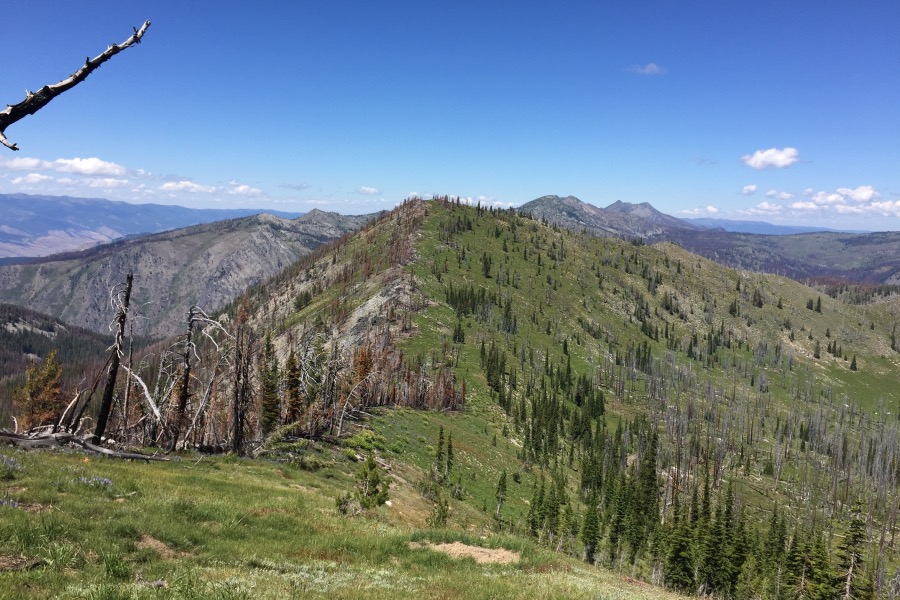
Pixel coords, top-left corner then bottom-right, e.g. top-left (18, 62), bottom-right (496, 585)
top-left (0, 21), bottom-right (151, 151)
top-left (92, 272), bottom-right (133, 444)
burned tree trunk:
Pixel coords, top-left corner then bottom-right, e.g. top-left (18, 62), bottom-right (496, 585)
top-left (92, 273), bottom-right (133, 444)
top-left (0, 21), bottom-right (150, 151)
top-left (231, 301), bottom-right (256, 455)
top-left (168, 308), bottom-right (197, 451)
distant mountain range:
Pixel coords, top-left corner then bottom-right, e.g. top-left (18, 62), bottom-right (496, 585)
top-left (519, 195), bottom-right (701, 241)
top-left (0, 209), bottom-right (375, 337)
top-left (683, 217), bottom-right (868, 235)
top-left (518, 195), bottom-right (900, 284)
top-left (0, 194), bottom-right (304, 258)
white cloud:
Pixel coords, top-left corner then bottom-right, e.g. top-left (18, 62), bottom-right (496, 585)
top-left (52, 157), bottom-right (126, 176)
top-left (868, 200), bottom-right (900, 216)
top-left (741, 147), bottom-right (799, 169)
top-left (742, 201), bottom-right (783, 216)
top-left (280, 182), bottom-right (310, 191)
top-left (85, 178), bottom-right (130, 189)
top-left (228, 183), bottom-right (263, 197)
top-left (679, 205), bottom-right (719, 216)
top-left (766, 189), bottom-right (794, 201)
top-left (790, 201), bottom-right (820, 211)
top-left (629, 63), bottom-right (667, 75)
top-left (836, 185), bottom-right (879, 203)
top-left (808, 191), bottom-right (844, 205)
top-left (305, 199), bottom-right (329, 205)
top-left (11, 173), bottom-right (52, 185)
top-left (742, 184), bottom-right (757, 196)
top-left (0, 157), bottom-right (50, 170)
top-left (357, 186), bottom-right (380, 195)
top-left (160, 180), bottom-right (216, 193)
top-left (1, 156), bottom-right (128, 176)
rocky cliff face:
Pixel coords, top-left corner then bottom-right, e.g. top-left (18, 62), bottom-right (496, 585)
top-left (0, 211), bottom-right (375, 337)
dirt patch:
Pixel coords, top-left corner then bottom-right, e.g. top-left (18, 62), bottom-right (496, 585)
top-left (136, 535), bottom-right (181, 560)
top-left (408, 541), bottom-right (520, 564)
top-left (0, 554), bottom-right (42, 572)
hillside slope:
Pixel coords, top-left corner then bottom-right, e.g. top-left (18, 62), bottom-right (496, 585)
top-left (217, 197), bottom-right (900, 597)
top-left (522, 195), bottom-right (900, 284)
top-left (0, 210), bottom-right (375, 337)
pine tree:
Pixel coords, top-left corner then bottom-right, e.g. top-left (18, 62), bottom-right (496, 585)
top-left (835, 506), bottom-right (870, 600)
top-left (259, 333), bottom-right (281, 436)
top-left (445, 432), bottom-right (453, 479)
top-left (13, 349), bottom-right (63, 431)
top-left (581, 492), bottom-right (600, 564)
top-left (665, 495), bottom-right (695, 593)
top-left (356, 453), bottom-right (389, 509)
top-left (284, 346), bottom-right (302, 423)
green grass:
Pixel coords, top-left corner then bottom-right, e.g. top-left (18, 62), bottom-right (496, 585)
top-left (0, 448), bottom-right (683, 600)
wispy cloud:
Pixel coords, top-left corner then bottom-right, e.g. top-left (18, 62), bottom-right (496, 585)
top-left (740, 201), bottom-right (783, 216)
top-left (758, 185), bottom-right (889, 216)
top-left (160, 180), bottom-right (216, 193)
top-left (628, 63), bottom-right (667, 75)
top-left (280, 182), bottom-right (310, 191)
top-left (0, 155), bottom-right (127, 176)
top-left (11, 173), bottom-right (51, 185)
top-left (742, 184), bottom-right (757, 196)
top-left (228, 181), bottom-right (263, 197)
top-left (741, 147), bottom-right (799, 169)
top-left (52, 157), bottom-right (126, 176)
top-left (766, 189), bottom-right (794, 201)
top-left (85, 178), bottom-right (130, 189)
top-left (0, 157), bottom-right (48, 170)
top-left (358, 186), bottom-right (380, 195)
top-left (679, 205), bottom-right (719, 216)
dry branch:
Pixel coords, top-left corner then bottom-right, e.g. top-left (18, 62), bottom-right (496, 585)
top-left (0, 430), bottom-right (167, 461)
top-left (0, 20), bottom-right (151, 151)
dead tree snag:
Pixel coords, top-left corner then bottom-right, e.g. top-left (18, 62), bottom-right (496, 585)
top-left (0, 20), bottom-right (151, 151)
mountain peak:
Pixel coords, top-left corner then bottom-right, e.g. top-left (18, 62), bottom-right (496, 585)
top-left (519, 195), bottom-right (698, 239)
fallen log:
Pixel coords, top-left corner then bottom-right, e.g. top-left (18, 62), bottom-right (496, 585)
top-left (0, 430), bottom-right (167, 462)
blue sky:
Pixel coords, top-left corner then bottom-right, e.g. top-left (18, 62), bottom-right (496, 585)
top-left (1, 1), bottom-right (898, 229)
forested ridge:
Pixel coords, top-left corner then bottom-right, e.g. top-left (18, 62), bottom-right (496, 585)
top-left (6, 197), bottom-right (900, 598)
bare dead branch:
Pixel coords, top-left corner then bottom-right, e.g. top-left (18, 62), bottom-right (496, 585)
top-left (0, 430), bottom-right (167, 461)
top-left (0, 21), bottom-right (151, 151)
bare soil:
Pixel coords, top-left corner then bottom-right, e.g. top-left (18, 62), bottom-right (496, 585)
top-left (408, 541), bottom-right (520, 564)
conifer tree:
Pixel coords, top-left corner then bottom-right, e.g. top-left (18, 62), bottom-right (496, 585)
top-left (259, 333), bottom-right (281, 436)
top-left (581, 492), bottom-right (600, 564)
top-left (445, 432), bottom-right (453, 479)
top-left (665, 494), bottom-right (695, 593)
top-left (284, 346), bottom-right (302, 423)
top-left (13, 349), bottom-right (63, 431)
top-left (835, 506), bottom-right (870, 600)
top-left (355, 453), bottom-right (389, 509)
